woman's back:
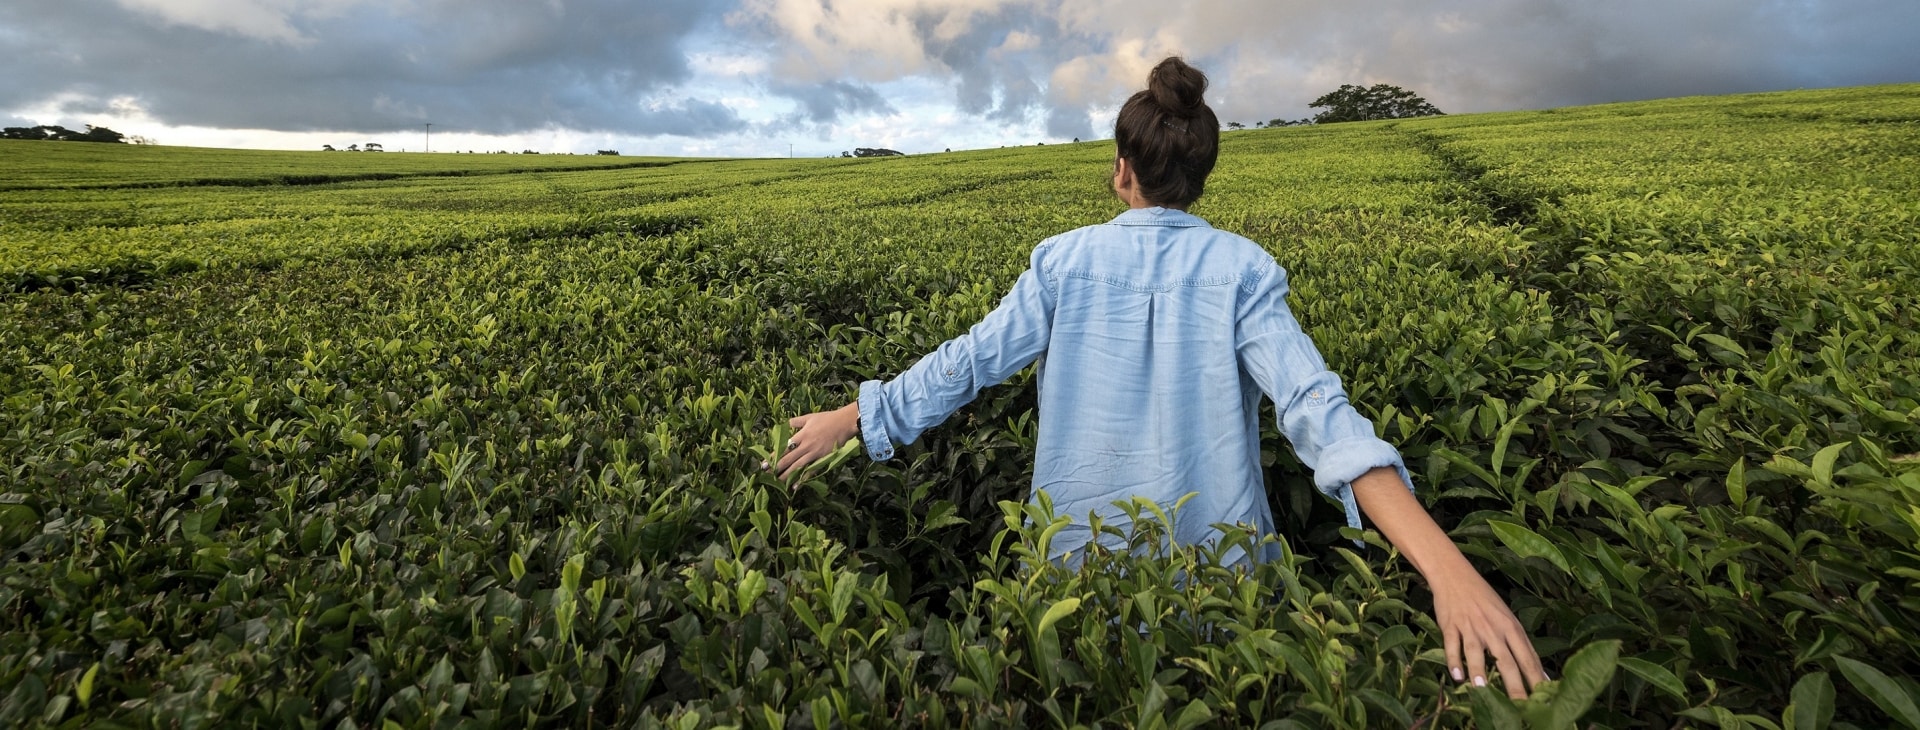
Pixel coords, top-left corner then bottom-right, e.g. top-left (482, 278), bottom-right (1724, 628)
top-left (1030, 206), bottom-right (1286, 563)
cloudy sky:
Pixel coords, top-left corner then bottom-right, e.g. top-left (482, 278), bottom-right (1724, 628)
top-left (3, 0), bottom-right (1915, 156)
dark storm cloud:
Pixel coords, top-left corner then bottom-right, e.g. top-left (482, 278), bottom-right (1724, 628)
top-left (903, 5), bottom-right (1075, 124)
top-left (772, 80), bottom-right (894, 124)
top-left (1, 0), bottom-right (747, 136)
top-left (1278, 0), bottom-right (1920, 117)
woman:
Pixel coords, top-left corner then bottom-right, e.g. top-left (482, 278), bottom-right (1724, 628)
top-left (773, 57), bottom-right (1549, 699)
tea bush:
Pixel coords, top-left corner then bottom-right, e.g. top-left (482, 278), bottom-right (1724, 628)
top-left (2, 83), bottom-right (1917, 728)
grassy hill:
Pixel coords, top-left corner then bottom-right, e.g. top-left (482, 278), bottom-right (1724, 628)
top-left (2, 83), bottom-right (1917, 728)
top-left (0, 140), bottom-right (686, 191)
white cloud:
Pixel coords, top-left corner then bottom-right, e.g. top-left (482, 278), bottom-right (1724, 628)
top-left (690, 52), bottom-right (770, 77)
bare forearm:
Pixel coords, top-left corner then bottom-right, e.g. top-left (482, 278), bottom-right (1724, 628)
top-left (1350, 466), bottom-right (1476, 582)
top-left (1351, 464), bottom-right (1549, 696)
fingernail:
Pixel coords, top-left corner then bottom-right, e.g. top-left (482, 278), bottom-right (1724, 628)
top-left (1451, 667), bottom-right (1464, 682)
top-left (1472, 676), bottom-right (1486, 687)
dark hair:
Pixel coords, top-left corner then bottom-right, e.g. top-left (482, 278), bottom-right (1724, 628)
top-left (1114, 57), bottom-right (1220, 208)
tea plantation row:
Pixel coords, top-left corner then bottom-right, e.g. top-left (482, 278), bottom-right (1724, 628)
top-left (2, 83), bottom-right (1917, 728)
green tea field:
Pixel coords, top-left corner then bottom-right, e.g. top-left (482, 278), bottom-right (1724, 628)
top-left (3, 83), bottom-right (1918, 728)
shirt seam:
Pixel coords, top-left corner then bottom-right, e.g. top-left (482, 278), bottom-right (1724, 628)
top-left (1055, 270), bottom-right (1241, 293)
top-left (1239, 264), bottom-right (1269, 294)
top-left (1034, 240), bottom-right (1060, 298)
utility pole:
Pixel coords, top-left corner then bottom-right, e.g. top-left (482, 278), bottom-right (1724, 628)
top-left (424, 123), bottom-right (433, 153)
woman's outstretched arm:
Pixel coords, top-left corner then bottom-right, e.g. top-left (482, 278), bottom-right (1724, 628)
top-left (1351, 465), bottom-right (1551, 699)
top-left (769, 244), bottom-right (1059, 482)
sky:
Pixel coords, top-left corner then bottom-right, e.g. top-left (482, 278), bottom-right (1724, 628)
top-left (2, 0), bottom-right (1916, 157)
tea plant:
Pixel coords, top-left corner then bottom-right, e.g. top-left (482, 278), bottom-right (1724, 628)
top-left (2, 83), bottom-right (1917, 728)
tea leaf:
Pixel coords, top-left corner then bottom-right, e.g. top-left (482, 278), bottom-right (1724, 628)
top-left (1618, 656), bottom-right (1685, 700)
top-left (736, 570), bottom-right (768, 614)
top-left (75, 663), bottom-right (99, 708)
top-left (1170, 699), bottom-right (1212, 730)
top-left (1488, 520), bottom-right (1571, 575)
top-left (1788, 672), bottom-right (1835, 730)
top-left (1036, 597), bottom-right (1081, 636)
top-left (1811, 442), bottom-right (1850, 487)
top-left (1469, 685), bottom-right (1523, 730)
top-left (1696, 333), bottom-right (1747, 359)
top-left (923, 500), bottom-right (968, 531)
top-left (1726, 458), bottom-right (1748, 512)
top-left (1528, 639), bottom-right (1619, 730)
top-left (1835, 656), bottom-right (1920, 729)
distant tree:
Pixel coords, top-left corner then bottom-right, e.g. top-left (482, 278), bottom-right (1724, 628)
top-left (365, 142), bottom-right (383, 152)
top-left (1072, 137), bottom-right (1080, 143)
top-left (522, 149), bottom-right (537, 154)
top-left (595, 149), bottom-right (619, 156)
top-left (841, 151), bottom-right (851, 158)
top-left (852, 147), bottom-right (903, 157)
top-left (347, 143), bottom-right (359, 151)
top-left (1308, 84), bottom-right (1444, 124)
top-left (81, 125), bottom-right (125, 143)
top-left (322, 144), bottom-right (336, 151)
top-left (944, 148), bottom-right (951, 153)
top-left (127, 135), bottom-right (156, 145)
top-left (1227, 121), bottom-right (1245, 130)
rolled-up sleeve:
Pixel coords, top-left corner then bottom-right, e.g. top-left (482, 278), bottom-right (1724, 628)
top-left (858, 247), bottom-right (1056, 461)
top-left (1234, 260), bottom-right (1413, 532)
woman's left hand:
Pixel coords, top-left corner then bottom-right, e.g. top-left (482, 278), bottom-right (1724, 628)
top-left (1430, 567), bottom-right (1551, 698)
top-left (771, 402), bottom-right (860, 480)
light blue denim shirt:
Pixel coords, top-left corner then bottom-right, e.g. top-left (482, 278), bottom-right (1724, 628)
top-left (858, 206), bottom-right (1413, 564)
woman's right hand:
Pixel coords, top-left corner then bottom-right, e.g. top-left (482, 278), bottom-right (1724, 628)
top-left (771, 402), bottom-right (860, 480)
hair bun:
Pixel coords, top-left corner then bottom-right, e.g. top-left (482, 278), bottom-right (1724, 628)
top-left (1147, 56), bottom-right (1209, 115)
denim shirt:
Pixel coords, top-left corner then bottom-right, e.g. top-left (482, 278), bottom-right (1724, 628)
top-left (858, 206), bottom-right (1413, 564)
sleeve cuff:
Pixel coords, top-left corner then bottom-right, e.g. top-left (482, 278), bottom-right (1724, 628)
top-left (1310, 436), bottom-right (1413, 538)
top-left (857, 380), bottom-right (896, 461)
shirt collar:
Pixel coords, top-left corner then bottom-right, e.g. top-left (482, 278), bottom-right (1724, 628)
top-left (1107, 206), bottom-right (1210, 227)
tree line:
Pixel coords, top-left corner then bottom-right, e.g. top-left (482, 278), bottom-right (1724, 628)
top-left (2, 124), bottom-right (137, 143)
